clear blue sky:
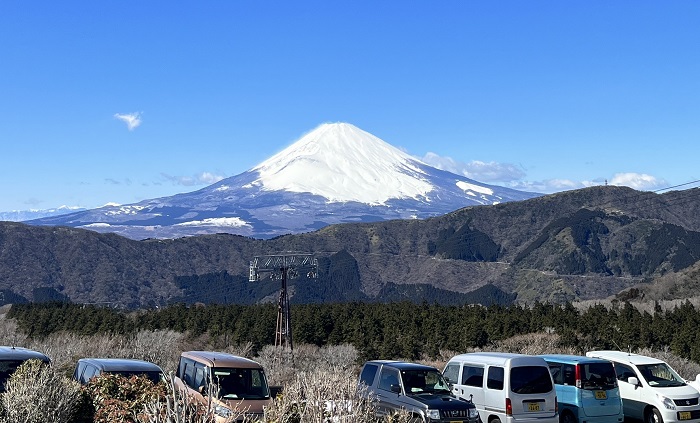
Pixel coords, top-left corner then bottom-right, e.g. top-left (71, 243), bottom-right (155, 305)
top-left (2, 1), bottom-right (699, 211)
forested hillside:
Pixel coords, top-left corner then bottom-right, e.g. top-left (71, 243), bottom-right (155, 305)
top-left (9, 300), bottom-right (700, 364)
top-left (1, 186), bottom-right (699, 308)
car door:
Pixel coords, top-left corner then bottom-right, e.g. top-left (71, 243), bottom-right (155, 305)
top-left (376, 366), bottom-right (401, 418)
top-left (613, 362), bottom-right (643, 420)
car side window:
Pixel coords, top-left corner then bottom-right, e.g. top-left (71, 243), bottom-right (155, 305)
top-left (461, 365), bottom-right (484, 387)
top-left (181, 358), bottom-right (195, 388)
top-left (614, 363), bottom-right (637, 382)
top-left (74, 361), bottom-right (86, 381)
top-left (193, 363), bottom-right (208, 390)
top-left (82, 364), bottom-right (98, 384)
top-left (562, 364), bottom-right (575, 386)
top-left (487, 366), bottom-right (504, 390)
top-left (360, 364), bottom-right (379, 387)
top-left (378, 367), bottom-right (400, 392)
top-left (443, 363), bottom-right (459, 385)
top-left (548, 363), bottom-right (562, 384)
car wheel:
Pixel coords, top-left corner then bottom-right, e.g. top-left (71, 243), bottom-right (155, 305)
top-left (490, 417), bottom-right (502, 423)
top-left (646, 407), bottom-right (664, 423)
top-left (560, 411), bottom-right (577, 423)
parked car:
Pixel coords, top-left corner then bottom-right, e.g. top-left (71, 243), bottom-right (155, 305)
top-left (358, 359), bottom-right (480, 423)
top-left (442, 352), bottom-right (558, 423)
top-left (539, 354), bottom-right (624, 423)
top-left (586, 350), bottom-right (700, 423)
top-left (173, 351), bottom-right (273, 423)
top-left (73, 358), bottom-right (163, 385)
top-left (0, 346), bottom-right (50, 392)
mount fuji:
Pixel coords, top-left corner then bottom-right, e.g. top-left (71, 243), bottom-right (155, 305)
top-left (28, 123), bottom-right (541, 239)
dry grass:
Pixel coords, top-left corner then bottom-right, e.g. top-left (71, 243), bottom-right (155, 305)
top-left (0, 359), bottom-right (82, 423)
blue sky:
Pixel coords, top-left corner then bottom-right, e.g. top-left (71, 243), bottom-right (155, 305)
top-left (1, 1), bottom-right (699, 212)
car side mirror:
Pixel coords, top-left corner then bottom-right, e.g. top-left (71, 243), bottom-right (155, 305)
top-left (390, 384), bottom-right (402, 394)
top-left (627, 377), bottom-right (639, 387)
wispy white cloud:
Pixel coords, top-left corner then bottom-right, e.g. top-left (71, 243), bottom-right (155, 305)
top-left (420, 152), bottom-right (526, 182)
top-left (114, 112), bottom-right (142, 130)
top-left (161, 172), bottom-right (226, 187)
top-left (418, 152), bottom-right (668, 194)
top-left (609, 173), bottom-right (667, 191)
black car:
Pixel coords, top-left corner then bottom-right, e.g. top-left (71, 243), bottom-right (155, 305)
top-left (73, 358), bottom-right (163, 385)
top-left (0, 346), bottom-right (51, 392)
top-left (359, 360), bottom-right (480, 423)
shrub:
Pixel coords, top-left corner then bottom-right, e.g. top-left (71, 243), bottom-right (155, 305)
top-left (137, 374), bottom-right (216, 423)
top-left (263, 365), bottom-right (377, 423)
top-left (82, 373), bottom-right (166, 423)
top-left (0, 359), bottom-right (82, 423)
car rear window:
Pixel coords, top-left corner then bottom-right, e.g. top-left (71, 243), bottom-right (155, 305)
top-left (511, 366), bottom-right (553, 394)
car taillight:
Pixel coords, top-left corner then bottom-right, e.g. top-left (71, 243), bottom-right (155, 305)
top-left (575, 364), bottom-right (582, 389)
top-left (506, 398), bottom-right (512, 416)
top-left (555, 396), bottom-right (558, 413)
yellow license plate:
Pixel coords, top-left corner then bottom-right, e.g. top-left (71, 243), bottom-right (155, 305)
top-left (450, 421), bottom-right (464, 423)
top-left (527, 403), bottom-right (541, 412)
top-left (680, 412), bottom-right (691, 420)
top-left (594, 391), bottom-right (607, 400)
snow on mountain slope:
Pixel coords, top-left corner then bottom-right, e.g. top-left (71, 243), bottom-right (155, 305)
top-left (249, 123), bottom-right (432, 204)
top-left (26, 122), bottom-right (542, 239)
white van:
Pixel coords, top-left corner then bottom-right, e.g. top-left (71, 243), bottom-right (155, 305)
top-left (586, 351), bottom-right (700, 423)
top-left (443, 352), bottom-right (558, 423)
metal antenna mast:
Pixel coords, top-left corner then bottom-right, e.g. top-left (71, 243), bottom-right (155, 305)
top-left (249, 253), bottom-right (318, 351)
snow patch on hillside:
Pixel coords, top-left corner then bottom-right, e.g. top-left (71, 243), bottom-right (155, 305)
top-left (456, 180), bottom-right (494, 196)
top-left (174, 217), bottom-right (250, 228)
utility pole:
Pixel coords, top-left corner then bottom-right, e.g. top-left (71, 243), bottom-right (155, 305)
top-left (249, 253), bottom-right (318, 351)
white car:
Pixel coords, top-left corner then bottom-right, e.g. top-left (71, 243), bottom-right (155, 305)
top-left (586, 351), bottom-right (700, 423)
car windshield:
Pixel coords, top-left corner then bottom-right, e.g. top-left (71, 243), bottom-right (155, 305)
top-left (401, 369), bottom-right (451, 395)
top-left (580, 362), bottom-right (617, 390)
top-left (637, 363), bottom-right (686, 387)
top-left (211, 367), bottom-right (270, 400)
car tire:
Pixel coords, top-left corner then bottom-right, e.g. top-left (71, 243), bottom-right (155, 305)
top-left (646, 407), bottom-right (663, 423)
top-left (560, 411), bottom-right (576, 423)
top-left (490, 417), bottom-right (502, 423)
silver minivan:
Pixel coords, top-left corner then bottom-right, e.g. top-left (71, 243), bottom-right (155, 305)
top-left (443, 352), bottom-right (558, 423)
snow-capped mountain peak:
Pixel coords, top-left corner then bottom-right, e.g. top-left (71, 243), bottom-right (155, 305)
top-left (25, 122), bottom-right (541, 239)
top-left (250, 122), bottom-right (433, 205)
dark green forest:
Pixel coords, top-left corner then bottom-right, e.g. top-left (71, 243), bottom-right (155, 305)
top-left (8, 300), bottom-right (700, 364)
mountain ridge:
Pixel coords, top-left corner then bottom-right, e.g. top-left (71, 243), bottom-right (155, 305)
top-left (3, 185), bottom-right (699, 308)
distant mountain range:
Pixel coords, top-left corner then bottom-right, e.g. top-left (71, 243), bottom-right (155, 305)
top-left (0, 206), bottom-right (86, 222)
top-left (24, 123), bottom-right (540, 239)
top-left (2, 185), bottom-right (699, 309)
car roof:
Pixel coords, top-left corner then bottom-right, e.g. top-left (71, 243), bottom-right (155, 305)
top-left (181, 351), bottom-right (263, 368)
top-left (0, 346), bottom-right (50, 362)
top-left (586, 350), bottom-right (664, 365)
top-left (539, 354), bottom-right (613, 365)
top-left (365, 360), bottom-right (438, 371)
top-left (77, 358), bottom-right (163, 372)
top-left (449, 352), bottom-right (548, 367)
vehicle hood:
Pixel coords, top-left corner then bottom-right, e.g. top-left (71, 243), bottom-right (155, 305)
top-left (409, 393), bottom-right (475, 410)
top-left (652, 385), bottom-right (700, 398)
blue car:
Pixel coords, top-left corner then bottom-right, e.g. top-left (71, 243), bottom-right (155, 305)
top-left (539, 354), bottom-right (624, 423)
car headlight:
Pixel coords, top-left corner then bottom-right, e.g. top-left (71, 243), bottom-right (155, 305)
top-left (469, 407), bottom-right (479, 419)
top-left (214, 404), bottom-right (233, 418)
top-left (427, 409), bottom-right (441, 420)
top-left (658, 394), bottom-right (676, 410)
